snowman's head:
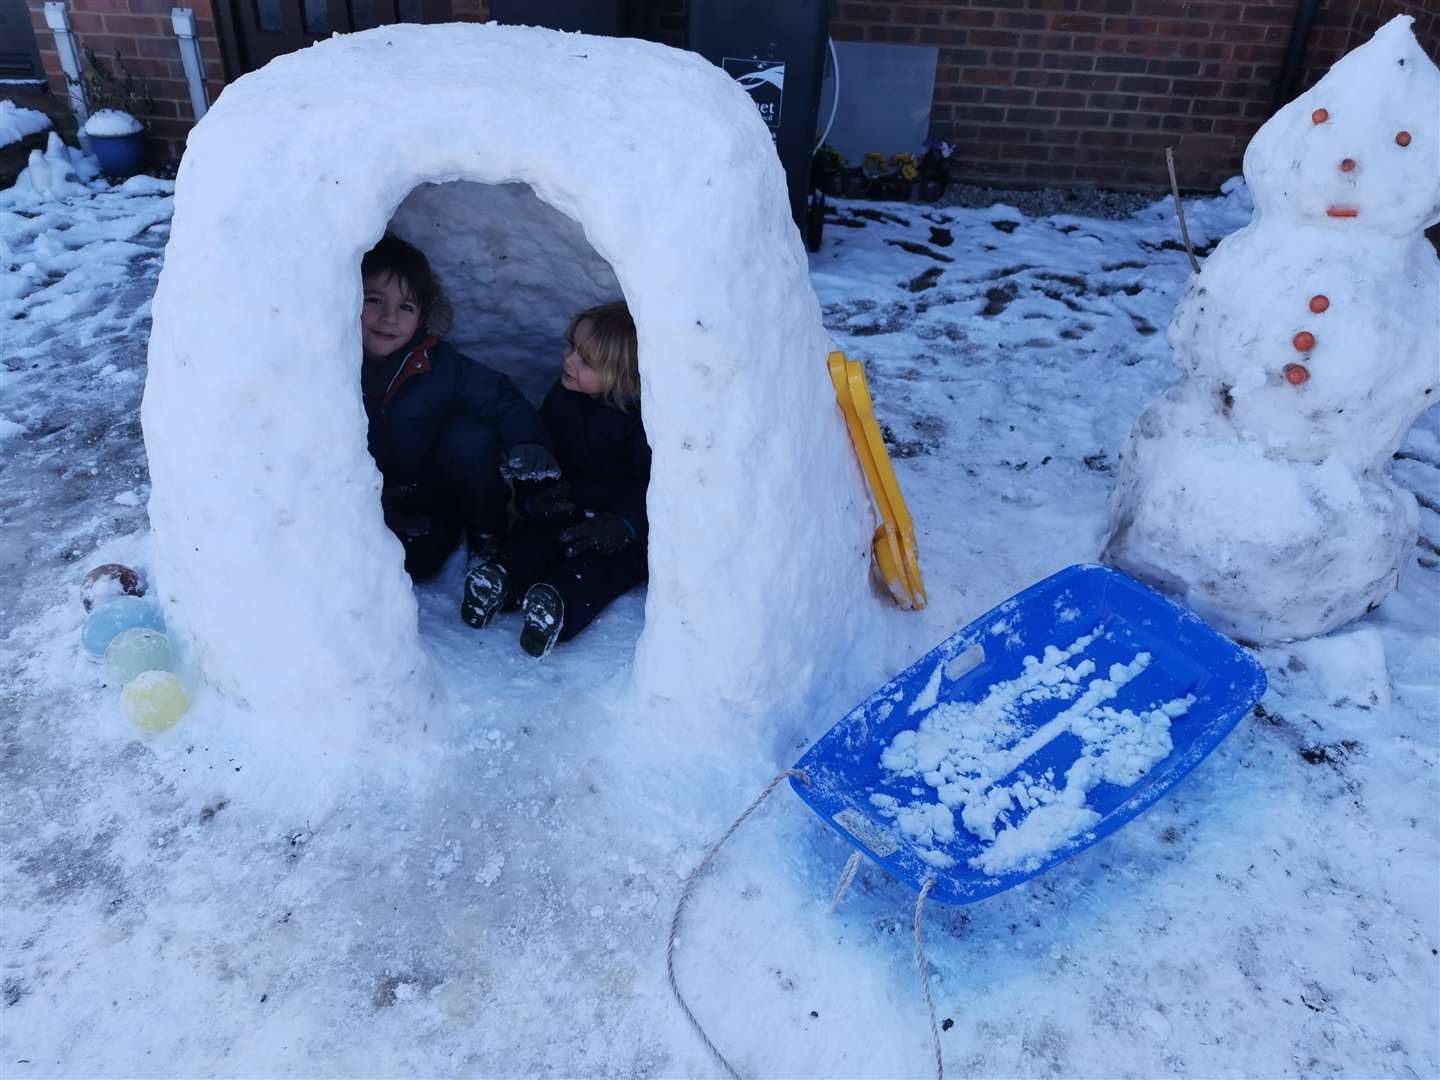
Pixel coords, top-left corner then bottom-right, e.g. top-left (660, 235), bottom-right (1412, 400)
top-left (1243, 15), bottom-right (1440, 236)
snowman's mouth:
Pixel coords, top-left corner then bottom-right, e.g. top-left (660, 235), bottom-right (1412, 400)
top-left (1326, 205), bottom-right (1360, 218)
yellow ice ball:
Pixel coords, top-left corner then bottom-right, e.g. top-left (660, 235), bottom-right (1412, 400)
top-left (121, 671), bottom-right (189, 733)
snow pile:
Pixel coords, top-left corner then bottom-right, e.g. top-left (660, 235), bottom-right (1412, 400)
top-left (143, 23), bottom-right (887, 741)
top-left (1104, 15), bottom-right (1440, 643)
top-left (11, 131), bottom-right (100, 197)
top-left (82, 108), bottom-right (142, 137)
top-left (0, 98), bottom-right (51, 147)
top-left (875, 628), bottom-right (1193, 873)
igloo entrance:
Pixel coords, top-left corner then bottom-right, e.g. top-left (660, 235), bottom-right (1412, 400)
top-left (386, 180), bottom-right (623, 402)
top-left (142, 22), bottom-right (893, 729)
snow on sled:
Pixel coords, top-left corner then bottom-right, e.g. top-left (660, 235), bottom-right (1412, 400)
top-left (791, 564), bottom-right (1267, 905)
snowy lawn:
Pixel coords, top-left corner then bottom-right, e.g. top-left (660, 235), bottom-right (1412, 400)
top-left (3, 170), bottom-right (1437, 1077)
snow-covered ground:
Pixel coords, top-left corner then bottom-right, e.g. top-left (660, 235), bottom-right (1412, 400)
top-left (3, 163), bottom-right (1437, 1077)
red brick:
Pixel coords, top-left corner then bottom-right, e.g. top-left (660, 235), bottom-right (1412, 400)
top-left (944, 8), bottom-right (996, 27)
top-left (984, 87), bottom-right (1035, 105)
top-left (1052, 14), bottom-right (1103, 32)
top-left (1120, 75), bottom-right (1172, 94)
top-left (835, 2), bottom-right (892, 21)
top-left (1058, 109), bottom-right (1114, 127)
top-left (1035, 89), bottom-right (1089, 107)
top-left (102, 12), bottom-right (162, 34)
top-left (964, 67), bottom-right (1015, 86)
top-left (1006, 106), bottom-right (1058, 124)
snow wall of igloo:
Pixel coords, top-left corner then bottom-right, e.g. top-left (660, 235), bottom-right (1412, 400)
top-left (142, 23), bottom-right (890, 730)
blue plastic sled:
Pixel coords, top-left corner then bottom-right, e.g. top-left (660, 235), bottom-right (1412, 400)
top-left (790, 564), bottom-right (1266, 905)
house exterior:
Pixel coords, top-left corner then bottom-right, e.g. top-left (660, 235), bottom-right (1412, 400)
top-left (17, 0), bottom-right (1440, 191)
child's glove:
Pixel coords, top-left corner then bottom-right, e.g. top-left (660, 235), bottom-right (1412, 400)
top-left (559, 511), bottom-right (634, 557)
top-left (501, 442), bottom-right (561, 482)
top-left (520, 481), bottom-right (577, 523)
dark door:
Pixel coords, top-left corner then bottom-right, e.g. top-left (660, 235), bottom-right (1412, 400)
top-left (0, 0), bottom-right (43, 77)
top-left (218, 0), bottom-right (451, 76)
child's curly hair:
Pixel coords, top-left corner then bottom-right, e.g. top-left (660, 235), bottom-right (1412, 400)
top-left (567, 302), bottom-right (640, 411)
top-left (360, 232), bottom-right (452, 336)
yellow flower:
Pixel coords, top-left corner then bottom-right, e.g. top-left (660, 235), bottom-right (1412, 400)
top-left (865, 151), bottom-right (886, 162)
top-left (901, 163), bottom-right (918, 181)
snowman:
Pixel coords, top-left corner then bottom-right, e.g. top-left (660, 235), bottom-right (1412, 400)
top-left (1104, 15), bottom-right (1440, 645)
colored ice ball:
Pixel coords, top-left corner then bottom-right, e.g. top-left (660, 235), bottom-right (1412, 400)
top-left (104, 628), bottom-right (174, 683)
top-left (121, 671), bottom-right (189, 733)
top-left (82, 595), bottom-right (165, 657)
top-left (82, 562), bottom-right (143, 611)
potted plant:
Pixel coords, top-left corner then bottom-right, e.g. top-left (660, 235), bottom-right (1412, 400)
top-left (918, 139), bottom-right (952, 202)
top-left (812, 143), bottom-right (847, 198)
top-left (886, 152), bottom-right (919, 200)
top-left (71, 47), bottom-right (153, 178)
top-left (860, 151), bottom-right (888, 199)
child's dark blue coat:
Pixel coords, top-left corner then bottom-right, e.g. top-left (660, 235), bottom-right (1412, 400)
top-left (496, 380), bottom-right (651, 642)
top-left (362, 334), bottom-right (550, 481)
top-left (362, 334), bottom-right (551, 576)
top-left (540, 381), bottom-right (651, 541)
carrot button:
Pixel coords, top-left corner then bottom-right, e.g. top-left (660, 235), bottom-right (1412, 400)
top-left (1309, 295), bottom-right (1329, 314)
top-left (1284, 364), bottom-right (1310, 386)
top-left (1340, 158), bottom-right (1356, 172)
top-left (1293, 331), bottom-right (1316, 352)
top-left (1311, 108), bottom-right (1329, 124)
top-left (1396, 131), bottom-right (1412, 146)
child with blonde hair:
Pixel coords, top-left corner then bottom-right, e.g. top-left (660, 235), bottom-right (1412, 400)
top-left (462, 301), bottom-right (650, 657)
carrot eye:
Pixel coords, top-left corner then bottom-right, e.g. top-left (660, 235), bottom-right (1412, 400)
top-left (1396, 131), bottom-right (1412, 147)
top-left (1311, 108), bottom-right (1328, 124)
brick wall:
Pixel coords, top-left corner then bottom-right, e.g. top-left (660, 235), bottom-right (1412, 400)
top-left (829, 0), bottom-right (1440, 191)
top-left (28, 0), bottom-right (229, 162)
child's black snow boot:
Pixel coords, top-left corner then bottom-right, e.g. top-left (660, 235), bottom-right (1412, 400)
top-left (461, 561), bottom-right (508, 629)
top-left (519, 583), bottom-right (564, 658)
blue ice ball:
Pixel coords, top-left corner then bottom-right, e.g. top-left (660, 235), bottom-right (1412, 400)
top-left (82, 596), bottom-right (165, 657)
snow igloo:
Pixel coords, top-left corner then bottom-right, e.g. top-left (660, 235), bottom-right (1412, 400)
top-left (142, 24), bottom-right (890, 727)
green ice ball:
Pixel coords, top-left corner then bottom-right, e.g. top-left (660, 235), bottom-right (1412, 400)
top-left (104, 628), bottom-right (174, 683)
top-left (121, 671), bottom-right (189, 733)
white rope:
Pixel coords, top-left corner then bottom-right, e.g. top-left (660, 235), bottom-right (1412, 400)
top-left (829, 850), bottom-right (864, 912)
top-left (667, 768), bottom-right (810, 1080)
top-left (914, 878), bottom-right (943, 1080)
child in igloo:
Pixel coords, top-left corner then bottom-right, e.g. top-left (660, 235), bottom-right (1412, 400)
top-left (360, 234), bottom-right (560, 578)
top-left (461, 302), bottom-right (651, 658)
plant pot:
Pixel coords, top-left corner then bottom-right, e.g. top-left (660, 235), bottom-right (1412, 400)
top-left (919, 178), bottom-right (946, 202)
top-left (89, 131), bottom-right (145, 179)
top-left (882, 178), bottom-right (915, 201)
top-left (843, 173), bottom-right (869, 199)
top-left (822, 172), bottom-right (845, 197)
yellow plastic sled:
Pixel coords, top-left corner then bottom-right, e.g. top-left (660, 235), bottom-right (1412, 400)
top-left (828, 350), bottom-right (927, 610)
